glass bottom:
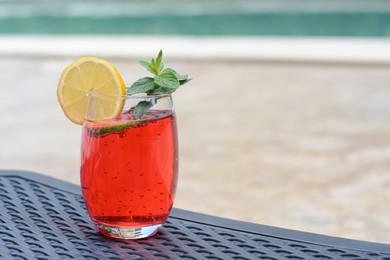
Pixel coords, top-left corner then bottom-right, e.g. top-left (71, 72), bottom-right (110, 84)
top-left (96, 223), bottom-right (161, 239)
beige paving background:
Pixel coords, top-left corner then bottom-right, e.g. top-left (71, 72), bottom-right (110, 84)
top-left (1, 54), bottom-right (389, 244)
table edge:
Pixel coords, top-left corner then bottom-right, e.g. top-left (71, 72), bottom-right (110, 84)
top-left (1, 169), bottom-right (389, 254)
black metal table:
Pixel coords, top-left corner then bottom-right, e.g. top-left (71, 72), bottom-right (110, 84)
top-left (0, 170), bottom-right (389, 260)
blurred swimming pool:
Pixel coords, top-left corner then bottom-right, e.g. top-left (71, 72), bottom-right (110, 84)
top-left (0, 1), bottom-right (389, 36)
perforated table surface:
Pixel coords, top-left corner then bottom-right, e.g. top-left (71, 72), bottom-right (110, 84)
top-left (0, 170), bottom-right (389, 260)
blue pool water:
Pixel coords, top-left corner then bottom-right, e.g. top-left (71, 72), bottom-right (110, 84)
top-left (0, 1), bottom-right (389, 37)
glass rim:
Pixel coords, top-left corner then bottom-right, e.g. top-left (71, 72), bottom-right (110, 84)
top-left (89, 91), bottom-right (172, 100)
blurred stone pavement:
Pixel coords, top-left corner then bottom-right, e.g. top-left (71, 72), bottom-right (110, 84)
top-left (1, 56), bottom-right (389, 244)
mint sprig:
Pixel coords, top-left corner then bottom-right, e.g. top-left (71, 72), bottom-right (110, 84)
top-left (126, 50), bottom-right (191, 119)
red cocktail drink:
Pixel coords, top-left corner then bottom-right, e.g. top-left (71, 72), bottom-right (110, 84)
top-left (81, 95), bottom-right (178, 239)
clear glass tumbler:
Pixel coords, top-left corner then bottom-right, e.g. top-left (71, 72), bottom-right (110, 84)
top-left (80, 92), bottom-right (178, 239)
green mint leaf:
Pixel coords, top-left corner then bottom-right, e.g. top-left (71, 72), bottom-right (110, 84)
top-left (151, 58), bottom-right (157, 75)
top-left (143, 50), bottom-right (164, 76)
top-left (179, 77), bottom-right (192, 85)
top-left (156, 50), bottom-right (164, 73)
top-left (155, 70), bottom-right (180, 90)
top-left (162, 68), bottom-right (191, 86)
top-left (139, 60), bottom-right (153, 73)
top-left (163, 68), bottom-right (183, 80)
top-left (150, 87), bottom-right (174, 95)
top-left (133, 99), bottom-right (156, 120)
top-left (126, 77), bottom-right (156, 95)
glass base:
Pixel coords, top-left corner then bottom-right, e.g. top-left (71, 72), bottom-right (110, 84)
top-left (96, 223), bottom-right (161, 239)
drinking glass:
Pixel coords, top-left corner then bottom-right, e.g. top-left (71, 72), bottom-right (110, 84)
top-left (80, 92), bottom-right (178, 239)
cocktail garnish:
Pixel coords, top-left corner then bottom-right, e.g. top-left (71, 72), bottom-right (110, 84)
top-left (57, 57), bottom-right (126, 125)
top-left (126, 50), bottom-right (191, 119)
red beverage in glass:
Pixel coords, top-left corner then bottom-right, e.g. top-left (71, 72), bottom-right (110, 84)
top-left (81, 105), bottom-right (178, 239)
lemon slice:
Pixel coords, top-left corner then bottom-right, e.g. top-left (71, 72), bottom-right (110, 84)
top-left (57, 57), bottom-right (126, 125)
